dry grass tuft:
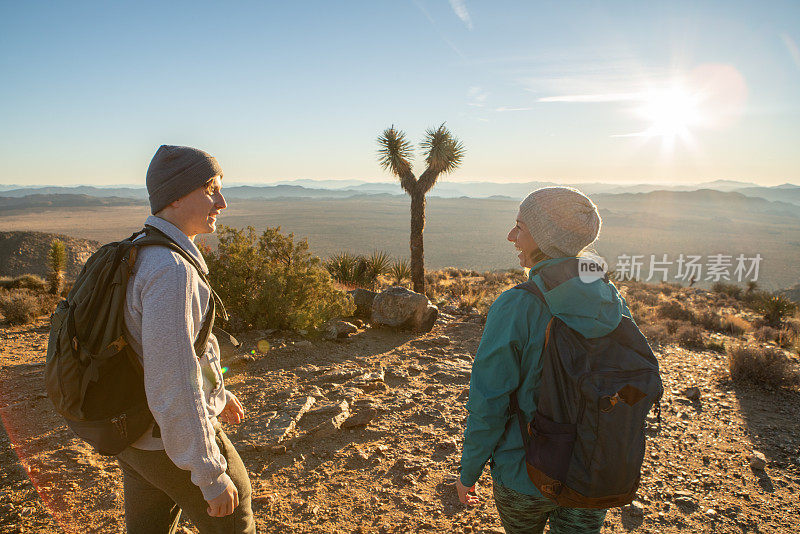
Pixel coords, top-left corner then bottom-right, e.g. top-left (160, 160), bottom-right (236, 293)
top-left (0, 289), bottom-right (58, 325)
top-left (675, 324), bottom-right (705, 349)
top-left (753, 326), bottom-right (779, 343)
top-left (657, 299), bottom-right (694, 322)
top-left (727, 344), bottom-right (800, 387)
top-left (721, 315), bottom-right (750, 336)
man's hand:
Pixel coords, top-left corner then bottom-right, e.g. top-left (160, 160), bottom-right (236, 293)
top-left (456, 478), bottom-right (480, 506)
top-left (220, 393), bottom-right (245, 425)
top-left (207, 480), bottom-right (239, 517)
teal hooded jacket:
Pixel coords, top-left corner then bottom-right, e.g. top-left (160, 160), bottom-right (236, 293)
top-left (460, 257), bottom-right (633, 496)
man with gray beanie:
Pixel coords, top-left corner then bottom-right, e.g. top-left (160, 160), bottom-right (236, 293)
top-left (116, 145), bottom-right (255, 533)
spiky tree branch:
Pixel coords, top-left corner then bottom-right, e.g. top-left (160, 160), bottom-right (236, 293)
top-left (377, 126), bottom-right (416, 193)
top-left (418, 123), bottom-right (465, 193)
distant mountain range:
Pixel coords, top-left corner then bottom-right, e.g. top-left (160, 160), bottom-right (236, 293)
top-left (1, 179), bottom-right (799, 206)
top-left (0, 194), bottom-right (146, 210)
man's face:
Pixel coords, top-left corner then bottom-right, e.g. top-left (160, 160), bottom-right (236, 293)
top-left (171, 176), bottom-right (227, 237)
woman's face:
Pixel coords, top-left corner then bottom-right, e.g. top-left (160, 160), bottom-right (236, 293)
top-left (507, 217), bottom-right (540, 268)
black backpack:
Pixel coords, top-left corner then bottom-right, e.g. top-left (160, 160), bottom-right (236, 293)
top-left (510, 258), bottom-right (663, 509)
top-left (45, 225), bottom-right (230, 456)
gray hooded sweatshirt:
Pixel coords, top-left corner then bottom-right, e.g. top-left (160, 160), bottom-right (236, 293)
top-left (124, 215), bottom-right (232, 500)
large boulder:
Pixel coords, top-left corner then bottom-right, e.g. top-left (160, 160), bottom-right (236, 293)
top-left (371, 286), bottom-right (438, 332)
top-left (349, 288), bottom-right (378, 319)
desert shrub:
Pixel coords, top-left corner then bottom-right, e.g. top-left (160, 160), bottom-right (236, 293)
top-left (626, 301), bottom-right (650, 325)
top-left (206, 225), bottom-right (354, 332)
top-left (445, 267), bottom-right (462, 278)
top-left (364, 250), bottom-right (391, 286)
top-left (0, 274), bottom-right (46, 291)
top-left (641, 323), bottom-right (670, 345)
top-left (627, 289), bottom-right (659, 307)
top-left (446, 279), bottom-right (486, 310)
top-left (753, 294), bottom-right (797, 328)
top-left (713, 282), bottom-right (743, 300)
top-left (705, 339), bottom-right (726, 353)
top-left (389, 259), bottom-right (412, 286)
top-left (482, 271), bottom-right (504, 284)
top-left (326, 252), bottom-right (359, 285)
top-left (753, 326), bottom-right (779, 343)
top-left (777, 327), bottom-right (797, 349)
top-left (727, 344), bottom-right (800, 387)
top-left (656, 283), bottom-right (674, 296)
top-left (675, 324), bottom-right (704, 349)
top-left (785, 318), bottom-right (800, 337)
top-left (742, 289), bottom-right (770, 308)
top-left (697, 309), bottom-right (724, 332)
top-left (657, 299), bottom-right (694, 322)
top-left (0, 292), bottom-right (40, 324)
top-left (664, 319), bottom-right (683, 335)
top-left (325, 250), bottom-right (391, 289)
top-left (721, 314), bottom-right (750, 336)
top-left (425, 271), bottom-right (447, 284)
top-left (0, 290), bottom-right (57, 325)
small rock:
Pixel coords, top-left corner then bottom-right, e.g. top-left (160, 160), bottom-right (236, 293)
top-left (295, 340), bottom-right (313, 348)
top-left (624, 500), bottom-right (644, 516)
top-left (436, 438), bottom-right (457, 452)
top-left (319, 368), bottom-right (364, 384)
top-left (705, 508), bottom-right (718, 519)
top-left (307, 411), bottom-right (350, 439)
top-left (342, 408), bottom-right (378, 428)
top-left (270, 445), bottom-right (287, 455)
top-left (304, 385), bottom-right (325, 398)
top-left (684, 387), bottom-right (701, 400)
top-left (309, 400), bottom-right (349, 416)
top-left (323, 319), bottom-right (358, 340)
top-left (749, 450), bottom-right (767, 470)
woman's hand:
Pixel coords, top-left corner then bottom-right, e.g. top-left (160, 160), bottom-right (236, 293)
top-left (456, 478), bottom-right (480, 506)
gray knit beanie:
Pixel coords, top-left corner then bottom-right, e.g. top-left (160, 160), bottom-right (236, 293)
top-left (146, 145), bottom-right (223, 214)
top-left (517, 186), bottom-right (601, 258)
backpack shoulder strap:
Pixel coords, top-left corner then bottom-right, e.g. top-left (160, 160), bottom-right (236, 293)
top-left (513, 279), bottom-right (546, 305)
top-left (130, 226), bottom-right (216, 355)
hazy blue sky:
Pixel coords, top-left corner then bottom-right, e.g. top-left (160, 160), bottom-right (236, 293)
top-left (2, 1), bottom-right (799, 186)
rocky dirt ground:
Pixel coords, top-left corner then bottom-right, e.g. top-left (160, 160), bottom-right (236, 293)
top-left (1, 302), bottom-right (800, 533)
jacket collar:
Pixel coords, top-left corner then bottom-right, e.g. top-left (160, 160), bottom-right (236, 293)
top-left (144, 215), bottom-right (209, 274)
top-left (528, 256), bottom-right (573, 280)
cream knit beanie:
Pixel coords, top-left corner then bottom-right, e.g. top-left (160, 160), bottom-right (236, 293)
top-left (517, 186), bottom-right (601, 258)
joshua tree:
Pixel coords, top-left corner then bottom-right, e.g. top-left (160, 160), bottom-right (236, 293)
top-left (48, 239), bottom-right (67, 295)
top-left (377, 124), bottom-right (465, 293)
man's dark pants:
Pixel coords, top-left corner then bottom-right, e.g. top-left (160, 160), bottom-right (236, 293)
top-left (116, 426), bottom-right (255, 534)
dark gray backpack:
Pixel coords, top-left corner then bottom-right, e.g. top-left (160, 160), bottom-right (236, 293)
top-left (510, 258), bottom-right (663, 509)
top-left (45, 225), bottom-right (229, 455)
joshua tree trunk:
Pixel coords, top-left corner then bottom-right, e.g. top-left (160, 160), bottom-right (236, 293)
top-left (377, 124), bottom-right (464, 296)
top-left (409, 191), bottom-right (426, 293)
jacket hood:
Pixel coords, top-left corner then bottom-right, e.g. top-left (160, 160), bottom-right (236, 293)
top-left (528, 257), bottom-right (628, 338)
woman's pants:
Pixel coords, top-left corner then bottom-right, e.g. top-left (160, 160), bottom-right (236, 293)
top-left (493, 483), bottom-right (607, 534)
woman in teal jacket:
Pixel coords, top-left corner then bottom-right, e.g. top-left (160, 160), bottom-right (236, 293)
top-left (457, 187), bottom-right (631, 534)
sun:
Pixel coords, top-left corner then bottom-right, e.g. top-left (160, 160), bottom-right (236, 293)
top-left (636, 85), bottom-right (703, 150)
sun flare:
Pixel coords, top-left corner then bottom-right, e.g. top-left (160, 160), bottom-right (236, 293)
top-left (636, 85), bottom-right (703, 148)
